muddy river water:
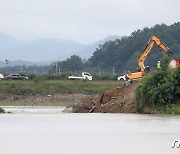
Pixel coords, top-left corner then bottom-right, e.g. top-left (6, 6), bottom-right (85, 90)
top-left (0, 107), bottom-right (180, 154)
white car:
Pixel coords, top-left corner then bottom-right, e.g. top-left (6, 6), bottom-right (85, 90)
top-left (117, 75), bottom-right (126, 81)
top-left (0, 73), bottom-right (4, 80)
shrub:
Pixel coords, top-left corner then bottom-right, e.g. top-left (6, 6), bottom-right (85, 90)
top-left (136, 56), bottom-right (180, 113)
top-left (33, 75), bottom-right (46, 83)
top-left (0, 107), bottom-right (5, 113)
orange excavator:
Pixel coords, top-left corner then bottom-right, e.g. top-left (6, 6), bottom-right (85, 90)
top-left (126, 36), bottom-right (174, 81)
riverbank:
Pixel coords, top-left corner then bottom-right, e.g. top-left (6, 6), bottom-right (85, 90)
top-left (0, 107), bottom-right (5, 113)
top-left (0, 93), bottom-right (90, 107)
top-left (0, 80), bottom-right (122, 112)
top-left (72, 80), bottom-right (180, 114)
top-left (0, 80), bottom-right (121, 107)
top-left (1, 106), bottom-right (66, 114)
top-left (0, 80), bottom-right (179, 114)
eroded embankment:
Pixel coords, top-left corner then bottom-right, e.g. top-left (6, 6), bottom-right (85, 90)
top-left (0, 93), bottom-right (89, 106)
top-left (72, 81), bottom-right (140, 113)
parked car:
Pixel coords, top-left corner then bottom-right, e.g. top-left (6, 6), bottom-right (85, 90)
top-left (3, 74), bottom-right (28, 80)
top-left (0, 73), bottom-right (4, 80)
top-left (117, 74), bottom-right (126, 81)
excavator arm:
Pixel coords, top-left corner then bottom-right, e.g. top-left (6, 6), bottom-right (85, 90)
top-left (138, 36), bottom-right (172, 73)
top-left (126, 36), bottom-right (172, 81)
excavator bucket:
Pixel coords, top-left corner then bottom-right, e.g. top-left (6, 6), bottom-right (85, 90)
top-left (169, 59), bottom-right (177, 69)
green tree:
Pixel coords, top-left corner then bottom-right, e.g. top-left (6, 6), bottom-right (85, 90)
top-left (49, 55), bottom-right (84, 74)
top-left (89, 22), bottom-right (180, 74)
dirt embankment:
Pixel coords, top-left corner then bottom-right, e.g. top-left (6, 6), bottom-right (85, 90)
top-left (72, 81), bottom-right (139, 113)
top-left (0, 93), bottom-right (90, 106)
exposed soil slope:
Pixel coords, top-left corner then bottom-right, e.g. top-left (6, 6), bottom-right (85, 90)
top-left (72, 81), bottom-right (139, 113)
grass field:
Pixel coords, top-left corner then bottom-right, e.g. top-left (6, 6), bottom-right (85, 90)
top-left (0, 80), bottom-right (123, 95)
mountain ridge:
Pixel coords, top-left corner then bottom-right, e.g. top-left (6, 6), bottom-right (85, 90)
top-left (0, 33), bottom-right (121, 65)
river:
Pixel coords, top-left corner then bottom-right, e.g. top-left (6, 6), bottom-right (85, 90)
top-left (0, 107), bottom-right (180, 154)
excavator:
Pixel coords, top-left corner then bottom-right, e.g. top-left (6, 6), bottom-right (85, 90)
top-left (126, 36), bottom-right (173, 81)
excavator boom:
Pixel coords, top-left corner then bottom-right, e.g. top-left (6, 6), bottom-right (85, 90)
top-left (127, 36), bottom-right (172, 81)
top-left (138, 36), bottom-right (172, 73)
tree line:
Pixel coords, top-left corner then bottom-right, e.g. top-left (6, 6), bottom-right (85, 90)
top-left (89, 22), bottom-right (180, 73)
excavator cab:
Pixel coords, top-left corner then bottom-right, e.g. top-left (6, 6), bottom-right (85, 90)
top-left (136, 68), bottom-right (141, 72)
top-left (136, 66), bottom-right (150, 73)
top-left (144, 66), bottom-right (151, 74)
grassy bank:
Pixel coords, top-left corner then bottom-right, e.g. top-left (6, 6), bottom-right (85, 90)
top-left (0, 107), bottom-right (5, 113)
top-left (0, 80), bottom-right (122, 95)
top-left (154, 103), bottom-right (180, 114)
top-left (0, 80), bottom-right (123, 106)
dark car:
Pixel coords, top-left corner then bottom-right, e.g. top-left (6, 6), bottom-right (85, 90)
top-left (3, 74), bottom-right (28, 80)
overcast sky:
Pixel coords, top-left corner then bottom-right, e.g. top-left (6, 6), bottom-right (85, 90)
top-left (0, 0), bottom-right (180, 44)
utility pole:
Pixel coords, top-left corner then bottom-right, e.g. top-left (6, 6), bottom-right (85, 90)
top-left (55, 62), bottom-right (58, 75)
top-left (21, 66), bottom-right (23, 72)
top-left (59, 67), bottom-right (61, 75)
top-left (34, 65), bottom-right (37, 74)
top-left (113, 66), bottom-right (115, 75)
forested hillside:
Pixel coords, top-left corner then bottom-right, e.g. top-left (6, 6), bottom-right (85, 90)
top-left (89, 22), bottom-right (180, 73)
